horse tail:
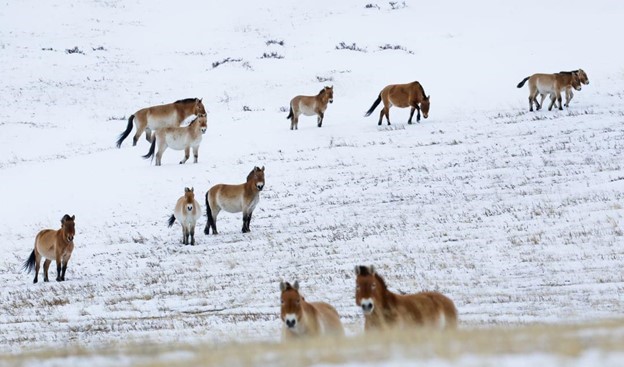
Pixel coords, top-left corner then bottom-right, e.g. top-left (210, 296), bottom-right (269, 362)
top-left (116, 114), bottom-right (135, 148)
top-left (364, 94), bottom-right (382, 117)
top-left (143, 136), bottom-right (156, 160)
top-left (22, 249), bottom-right (35, 273)
top-left (286, 105), bottom-right (293, 120)
top-left (516, 77), bottom-right (530, 88)
top-left (167, 214), bottom-right (176, 228)
top-left (204, 191), bottom-right (214, 235)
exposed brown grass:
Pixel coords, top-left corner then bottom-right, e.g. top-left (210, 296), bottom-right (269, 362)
top-left (3, 319), bottom-right (624, 366)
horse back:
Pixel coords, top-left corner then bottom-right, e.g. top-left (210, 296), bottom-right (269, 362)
top-left (404, 291), bottom-right (457, 329)
top-left (141, 103), bottom-right (182, 129)
top-left (309, 301), bottom-right (344, 335)
top-left (209, 183), bottom-right (246, 213)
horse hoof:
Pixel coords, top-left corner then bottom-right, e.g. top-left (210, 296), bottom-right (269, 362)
top-left (33, 279), bottom-right (38, 284)
top-left (56, 278), bottom-right (61, 282)
top-left (408, 121), bottom-right (412, 125)
top-left (204, 228), bottom-right (210, 235)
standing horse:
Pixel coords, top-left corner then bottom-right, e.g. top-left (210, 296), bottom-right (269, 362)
top-left (116, 98), bottom-right (206, 147)
top-left (204, 166), bottom-right (265, 234)
top-left (142, 114), bottom-right (207, 166)
top-left (542, 69), bottom-right (589, 108)
top-left (517, 72), bottom-right (582, 111)
top-left (286, 86), bottom-right (334, 130)
top-left (355, 265), bottom-right (457, 331)
top-left (22, 215), bottom-right (76, 283)
top-left (168, 187), bottom-right (202, 246)
top-left (365, 81), bottom-right (430, 125)
top-left (280, 281), bottom-right (344, 340)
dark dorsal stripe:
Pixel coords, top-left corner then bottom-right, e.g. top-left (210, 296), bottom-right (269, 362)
top-left (174, 98), bottom-right (198, 104)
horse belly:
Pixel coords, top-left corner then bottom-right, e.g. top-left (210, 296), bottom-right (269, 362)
top-left (164, 135), bottom-right (188, 151)
top-left (298, 103), bottom-right (317, 116)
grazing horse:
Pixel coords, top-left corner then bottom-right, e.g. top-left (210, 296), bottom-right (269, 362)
top-left (116, 98), bottom-right (206, 147)
top-left (22, 215), bottom-right (76, 283)
top-left (517, 72), bottom-right (582, 111)
top-left (168, 187), bottom-right (202, 246)
top-left (354, 265), bottom-right (457, 331)
top-left (142, 114), bottom-right (208, 166)
top-left (280, 281), bottom-right (344, 340)
top-left (286, 86), bottom-right (334, 130)
top-left (365, 81), bottom-right (430, 125)
top-left (204, 166), bottom-right (265, 234)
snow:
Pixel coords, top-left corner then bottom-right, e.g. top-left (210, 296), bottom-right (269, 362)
top-left (0, 0), bottom-right (623, 365)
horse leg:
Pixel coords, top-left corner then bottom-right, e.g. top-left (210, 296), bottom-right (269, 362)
top-left (42, 258), bottom-right (50, 283)
top-left (33, 254), bottom-right (42, 283)
top-left (242, 212), bottom-right (250, 233)
top-left (61, 259), bottom-right (69, 281)
top-left (548, 94), bottom-right (556, 111)
top-left (565, 88), bottom-right (573, 107)
top-left (557, 92), bottom-right (563, 110)
top-left (145, 127), bottom-right (152, 143)
top-left (55, 256), bottom-right (62, 282)
top-left (182, 226), bottom-right (188, 245)
top-left (193, 145), bottom-right (199, 164)
top-left (317, 112), bottom-right (324, 128)
top-left (190, 225), bottom-right (196, 246)
top-left (378, 109), bottom-right (384, 126)
top-left (408, 107), bottom-right (416, 124)
top-left (133, 122), bottom-right (146, 146)
top-left (294, 116), bottom-right (299, 130)
top-left (385, 107), bottom-right (391, 125)
top-left (156, 146), bottom-right (164, 166)
top-left (180, 147), bottom-right (190, 164)
top-left (247, 212), bottom-right (253, 232)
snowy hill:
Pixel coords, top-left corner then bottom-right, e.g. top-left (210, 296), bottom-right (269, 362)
top-left (0, 0), bottom-right (623, 365)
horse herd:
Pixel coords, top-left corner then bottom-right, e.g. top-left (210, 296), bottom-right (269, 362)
top-left (20, 69), bottom-right (589, 339)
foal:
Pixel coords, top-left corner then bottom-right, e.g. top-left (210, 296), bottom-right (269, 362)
top-left (365, 81), bottom-right (430, 125)
top-left (168, 187), bottom-right (201, 246)
top-left (517, 72), bottom-right (582, 111)
top-left (204, 166), bottom-right (265, 234)
top-left (22, 215), bottom-right (76, 283)
top-left (142, 114), bottom-right (207, 166)
top-left (116, 98), bottom-right (206, 147)
top-left (286, 86), bottom-right (334, 130)
top-left (280, 281), bottom-right (344, 340)
top-left (355, 265), bottom-right (457, 331)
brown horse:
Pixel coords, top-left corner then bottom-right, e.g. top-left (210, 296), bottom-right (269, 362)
top-left (22, 215), bottom-right (76, 283)
top-left (517, 72), bottom-right (582, 111)
top-left (204, 166), bottom-right (265, 234)
top-left (280, 281), bottom-right (344, 340)
top-left (116, 98), bottom-right (206, 147)
top-left (286, 86), bottom-right (334, 130)
top-left (365, 81), bottom-right (430, 125)
top-left (142, 114), bottom-right (207, 166)
top-left (168, 187), bottom-right (202, 246)
top-left (543, 69), bottom-right (589, 108)
top-left (355, 265), bottom-right (457, 331)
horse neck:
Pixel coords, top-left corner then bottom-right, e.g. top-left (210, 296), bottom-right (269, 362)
top-left (374, 274), bottom-right (398, 314)
top-left (55, 227), bottom-right (70, 247)
top-left (244, 180), bottom-right (259, 196)
top-left (300, 300), bottom-right (319, 332)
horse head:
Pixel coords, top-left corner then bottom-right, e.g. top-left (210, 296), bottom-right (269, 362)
top-left (194, 114), bottom-right (208, 134)
top-left (322, 86), bottom-right (334, 104)
top-left (183, 187), bottom-right (196, 212)
top-left (571, 74), bottom-right (582, 91)
top-left (61, 214), bottom-right (76, 242)
top-left (247, 166), bottom-right (265, 191)
top-left (421, 95), bottom-right (430, 119)
top-left (355, 265), bottom-right (384, 315)
top-left (280, 281), bottom-right (303, 330)
top-left (195, 98), bottom-right (206, 115)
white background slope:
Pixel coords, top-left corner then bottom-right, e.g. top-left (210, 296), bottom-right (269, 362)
top-left (0, 0), bottom-right (623, 360)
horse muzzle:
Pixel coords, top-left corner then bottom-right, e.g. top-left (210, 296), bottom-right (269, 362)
top-left (187, 205), bottom-right (193, 211)
top-left (360, 299), bottom-right (374, 314)
top-left (574, 86), bottom-right (582, 91)
top-left (257, 183), bottom-right (264, 191)
top-left (329, 99), bottom-right (333, 104)
top-left (67, 236), bottom-right (74, 242)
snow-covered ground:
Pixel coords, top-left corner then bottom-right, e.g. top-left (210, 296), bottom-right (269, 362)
top-left (0, 0), bottom-right (623, 365)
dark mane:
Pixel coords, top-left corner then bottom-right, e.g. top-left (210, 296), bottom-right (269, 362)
top-left (282, 282), bottom-right (295, 291)
top-left (558, 70), bottom-right (578, 75)
top-left (373, 272), bottom-right (389, 291)
top-left (318, 88), bottom-right (326, 95)
top-left (174, 98), bottom-right (198, 104)
top-left (246, 167), bottom-right (258, 181)
top-left (417, 82), bottom-right (427, 100)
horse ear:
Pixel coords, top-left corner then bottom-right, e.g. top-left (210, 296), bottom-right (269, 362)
top-left (261, 166), bottom-right (265, 171)
top-left (369, 265), bottom-right (376, 275)
top-left (427, 95), bottom-right (430, 100)
top-left (355, 265), bottom-right (361, 275)
top-left (184, 187), bottom-right (190, 192)
top-left (280, 281), bottom-right (287, 292)
top-left (191, 187), bottom-right (194, 192)
top-left (71, 215), bottom-right (75, 220)
top-left (293, 280), bottom-right (299, 290)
